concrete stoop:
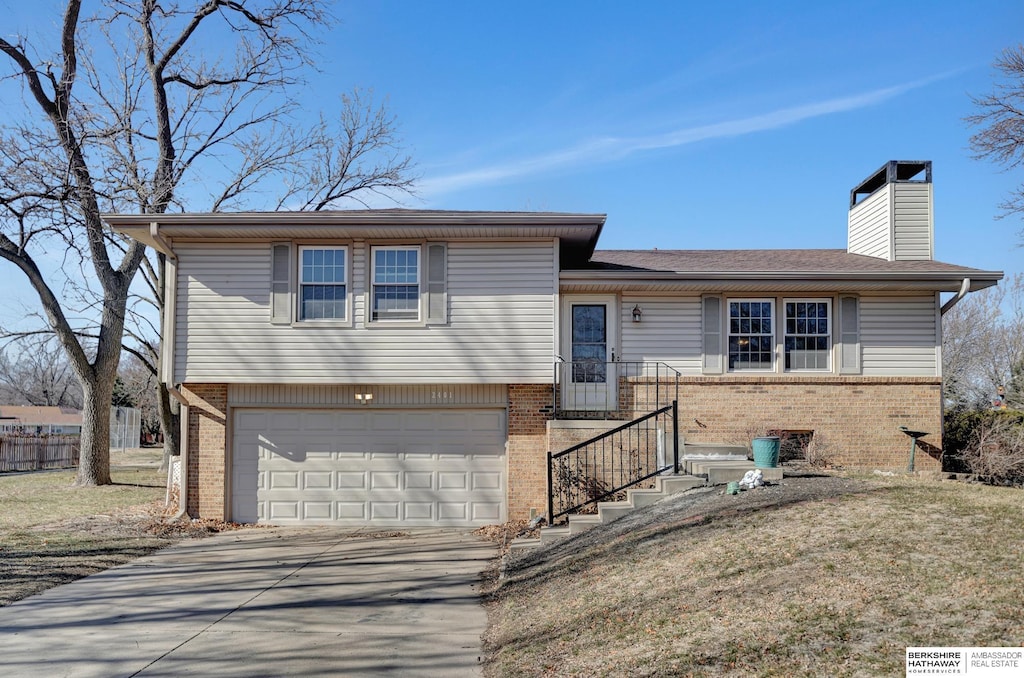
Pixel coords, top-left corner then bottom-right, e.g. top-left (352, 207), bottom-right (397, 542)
top-left (509, 452), bottom-right (785, 553)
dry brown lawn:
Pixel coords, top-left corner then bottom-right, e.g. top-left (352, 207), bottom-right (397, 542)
top-left (0, 452), bottom-right (241, 606)
top-left (484, 474), bottom-right (1024, 677)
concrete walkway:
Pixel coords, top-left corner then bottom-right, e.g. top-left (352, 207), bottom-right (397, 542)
top-left (0, 528), bottom-right (496, 677)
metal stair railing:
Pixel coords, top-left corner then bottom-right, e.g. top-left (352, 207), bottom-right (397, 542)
top-left (553, 360), bottom-right (680, 419)
top-left (547, 400), bottom-right (679, 524)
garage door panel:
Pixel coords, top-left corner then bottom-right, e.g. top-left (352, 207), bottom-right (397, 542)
top-left (370, 502), bottom-right (400, 520)
top-left (370, 472), bottom-right (400, 489)
top-left (473, 503), bottom-right (502, 521)
top-left (233, 408), bottom-right (506, 526)
top-left (268, 501), bottom-right (299, 520)
top-left (302, 502), bottom-right (333, 520)
top-left (304, 412), bottom-right (336, 430)
top-left (405, 472), bottom-right (433, 489)
top-left (438, 503), bottom-right (467, 520)
top-left (337, 502), bottom-right (366, 520)
top-left (472, 472), bottom-right (502, 490)
top-left (336, 471), bottom-right (366, 488)
top-left (268, 471), bottom-right (299, 489)
top-left (303, 471), bottom-right (333, 490)
top-left (438, 472), bottom-right (468, 490)
top-left (404, 503), bottom-right (434, 520)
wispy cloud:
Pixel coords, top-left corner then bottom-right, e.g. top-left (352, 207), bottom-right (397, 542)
top-left (418, 74), bottom-right (952, 198)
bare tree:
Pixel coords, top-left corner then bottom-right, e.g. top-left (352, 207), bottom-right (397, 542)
top-left (943, 274), bottom-right (1024, 409)
top-left (0, 336), bottom-right (84, 408)
top-left (968, 44), bottom-right (1024, 221)
top-left (0, 1), bottom-right (415, 486)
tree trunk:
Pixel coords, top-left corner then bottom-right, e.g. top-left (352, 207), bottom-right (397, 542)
top-left (75, 377), bottom-right (115, 486)
top-left (157, 381), bottom-right (180, 471)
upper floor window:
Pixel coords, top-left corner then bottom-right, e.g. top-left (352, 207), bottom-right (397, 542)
top-left (728, 299), bottom-right (774, 370)
top-left (372, 246), bottom-right (420, 321)
top-left (784, 300), bottom-right (831, 370)
top-left (298, 246), bottom-right (347, 321)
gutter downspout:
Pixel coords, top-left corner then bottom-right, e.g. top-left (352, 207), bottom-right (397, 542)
top-left (940, 278), bottom-right (971, 316)
top-left (151, 221), bottom-right (189, 522)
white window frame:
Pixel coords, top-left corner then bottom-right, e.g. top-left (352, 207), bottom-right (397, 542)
top-left (727, 298), bottom-right (776, 372)
top-left (297, 245), bottom-right (350, 322)
top-left (371, 245), bottom-right (422, 322)
top-left (783, 298), bottom-right (832, 372)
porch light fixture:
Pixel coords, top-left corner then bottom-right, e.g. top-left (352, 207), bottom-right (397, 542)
top-left (355, 393), bottom-right (374, 405)
top-left (631, 304), bottom-right (643, 323)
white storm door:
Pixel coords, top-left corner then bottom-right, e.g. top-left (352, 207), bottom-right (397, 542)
top-left (562, 297), bottom-right (617, 411)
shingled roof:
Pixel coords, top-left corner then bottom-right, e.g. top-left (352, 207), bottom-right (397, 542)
top-left (585, 249), bottom-right (989, 274)
top-left (558, 248), bottom-right (1002, 293)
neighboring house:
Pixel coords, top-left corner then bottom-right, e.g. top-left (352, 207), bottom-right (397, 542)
top-left (106, 160), bottom-right (1002, 527)
top-left (0, 406), bottom-right (83, 435)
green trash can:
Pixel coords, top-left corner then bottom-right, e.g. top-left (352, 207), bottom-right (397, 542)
top-left (752, 436), bottom-right (781, 468)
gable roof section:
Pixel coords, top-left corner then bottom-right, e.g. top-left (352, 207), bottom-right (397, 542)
top-left (103, 209), bottom-right (606, 262)
top-left (561, 249), bottom-right (1002, 293)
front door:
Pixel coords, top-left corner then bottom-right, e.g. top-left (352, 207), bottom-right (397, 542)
top-left (562, 297), bottom-right (617, 411)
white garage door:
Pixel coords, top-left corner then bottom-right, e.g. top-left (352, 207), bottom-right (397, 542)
top-left (231, 409), bottom-right (506, 526)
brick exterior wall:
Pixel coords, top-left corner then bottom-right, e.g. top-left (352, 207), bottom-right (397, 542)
top-left (182, 383), bottom-right (228, 519)
top-left (507, 384), bottom-right (554, 520)
top-left (176, 377), bottom-right (935, 525)
top-left (675, 376), bottom-right (942, 470)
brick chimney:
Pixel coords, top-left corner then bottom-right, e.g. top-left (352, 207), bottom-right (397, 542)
top-left (848, 160), bottom-right (933, 261)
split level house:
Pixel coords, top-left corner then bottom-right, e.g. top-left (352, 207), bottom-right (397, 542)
top-left (106, 160), bottom-right (1002, 527)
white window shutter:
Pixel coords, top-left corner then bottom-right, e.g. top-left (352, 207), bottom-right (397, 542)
top-left (426, 243), bottom-right (447, 324)
top-left (270, 243), bottom-right (291, 324)
top-left (839, 295), bottom-right (860, 373)
top-left (702, 295), bottom-right (723, 374)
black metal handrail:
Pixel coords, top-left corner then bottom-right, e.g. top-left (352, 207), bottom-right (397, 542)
top-left (547, 400), bottom-right (679, 524)
top-left (553, 360), bottom-right (680, 418)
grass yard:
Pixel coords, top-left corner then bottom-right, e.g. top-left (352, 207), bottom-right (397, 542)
top-left (485, 475), bottom-right (1024, 677)
top-left (0, 467), bottom-right (166, 530)
top-left (0, 466), bottom-right (174, 606)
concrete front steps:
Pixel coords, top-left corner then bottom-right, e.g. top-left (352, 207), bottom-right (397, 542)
top-left (509, 445), bottom-right (783, 553)
top-left (509, 474), bottom-right (705, 552)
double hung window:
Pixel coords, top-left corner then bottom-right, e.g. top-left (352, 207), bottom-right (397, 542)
top-left (298, 246), bottom-right (347, 321)
top-left (372, 246), bottom-right (420, 321)
top-left (784, 300), bottom-right (831, 370)
top-left (728, 300), bottom-right (774, 370)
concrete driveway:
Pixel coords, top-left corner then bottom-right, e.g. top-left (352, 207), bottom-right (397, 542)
top-left (0, 528), bottom-right (496, 677)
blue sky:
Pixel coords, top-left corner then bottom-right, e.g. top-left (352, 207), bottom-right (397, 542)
top-left (326, 0), bottom-right (1024, 267)
top-left (1, 0), bottom-right (1023, 334)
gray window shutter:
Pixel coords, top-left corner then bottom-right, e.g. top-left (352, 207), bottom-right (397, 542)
top-left (271, 243), bottom-right (291, 324)
top-left (425, 243), bottom-right (447, 324)
top-left (702, 295), bottom-right (723, 374)
top-left (839, 295), bottom-right (860, 373)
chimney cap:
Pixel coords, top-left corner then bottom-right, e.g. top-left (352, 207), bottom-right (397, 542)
top-left (850, 160), bottom-right (931, 208)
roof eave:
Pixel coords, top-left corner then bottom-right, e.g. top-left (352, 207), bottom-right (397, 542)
top-left (559, 269), bottom-right (1003, 292)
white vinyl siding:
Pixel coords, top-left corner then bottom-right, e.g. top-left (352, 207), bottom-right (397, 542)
top-left (848, 186), bottom-right (891, 259)
top-left (174, 240), bottom-right (556, 384)
top-left (619, 296), bottom-right (702, 375)
top-left (860, 294), bottom-right (938, 376)
top-left (228, 384), bottom-right (508, 408)
top-left (892, 183), bottom-right (933, 260)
